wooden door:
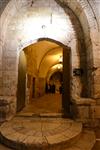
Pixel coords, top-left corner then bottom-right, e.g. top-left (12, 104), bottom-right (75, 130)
top-left (17, 51), bottom-right (26, 112)
top-left (62, 47), bottom-right (71, 117)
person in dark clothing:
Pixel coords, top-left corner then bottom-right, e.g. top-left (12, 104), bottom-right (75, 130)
top-left (59, 83), bottom-right (62, 94)
top-left (59, 86), bottom-right (62, 94)
top-left (45, 82), bottom-right (51, 93)
top-left (45, 82), bottom-right (48, 93)
top-left (51, 84), bottom-right (55, 93)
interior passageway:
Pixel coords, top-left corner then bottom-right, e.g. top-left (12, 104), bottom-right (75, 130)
top-left (17, 39), bottom-right (71, 116)
top-left (18, 93), bottom-right (62, 116)
top-left (0, 0), bottom-right (100, 149)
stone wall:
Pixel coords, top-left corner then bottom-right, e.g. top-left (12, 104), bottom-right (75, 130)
top-left (0, 0), bottom-right (100, 120)
top-left (24, 46), bottom-right (38, 77)
top-left (0, 0), bottom-right (10, 15)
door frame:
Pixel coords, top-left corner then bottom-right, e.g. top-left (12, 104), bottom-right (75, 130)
top-left (17, 38), bottom-right (71, 116)
top-left (62, 47), bottom-right (71, 117)
top-left (17, 50), bottom-right (26, 112)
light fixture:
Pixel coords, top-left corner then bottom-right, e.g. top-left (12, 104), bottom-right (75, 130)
top-left (41, 25), bottom-right (46, 29)
top-left (59, 55), bottom-right (63, 63)
top-left (57, 63), bottom-right (63, 69)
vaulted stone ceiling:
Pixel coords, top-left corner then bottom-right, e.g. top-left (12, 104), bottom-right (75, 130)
top-left (24, 40), bottom-right (63, 78)
top-left (0, 0), bottom-right (99, 99)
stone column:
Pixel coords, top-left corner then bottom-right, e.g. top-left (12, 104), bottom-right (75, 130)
top-left (62, 48), bottom-right (71, 117)
top-left (1, 47), bottom-right (18, 118)
top-left (0, 43), bottom-right (3, 96)
top-left (91, 31), bottom-right (100, 102)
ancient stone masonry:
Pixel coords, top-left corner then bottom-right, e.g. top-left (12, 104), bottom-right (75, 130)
top-left (0, 0), bottom-right (100, 121)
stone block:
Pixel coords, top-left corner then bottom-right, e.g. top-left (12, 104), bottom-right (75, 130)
top-left (2, 71), bottom-right (17, 92)
top-left (0, 71), bottom-right (2, 78)
top-left (0, 78), bottom-right (3, 87)
top-left (77, 106), bottom-right (89, 119)
top-left (94, 75), bottom-right (100, 84)
top-left (3, 71), bottom-right (17, 77)
top-left (2, 58), bottom-right (17, 71)
top-left (94, 106), bottom-right (100, 118)
top-left (35, 0), bottom-right (49, 7)
top-left (0, 59), bottom-right (2, 69)
top-left (71, 98), bottom-right (96, 123)
top-left (94, 59), bottom-right (100, 67)
top-left (0, 87), bottom-right (3, 95)
top-left (3, 50), bottom-right (17, 58)
top-left (94, 84), bottom-right (100, 98)
top-left (0, 96), bottom-right (16, 120)
top-left (79, 11), bottom-right (89, 37)
top-left (2, 87), bottom-right (16, 96)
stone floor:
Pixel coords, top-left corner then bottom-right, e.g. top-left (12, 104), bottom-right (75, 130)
top-left (0, 116), bottom-right (95, 150)
top-left (92, 127), bottom-right (100, 150)
top-left (0, 94), bottom-right (100, 150)
top-left (18, 93), bottom-right (62, 115)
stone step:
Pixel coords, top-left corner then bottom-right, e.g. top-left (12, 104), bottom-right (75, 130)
top-left (0, 144), bottom-right (12, 150)
top-left (64, 130), bottom-right (96, 150)
top-left (0, 130), bottom-right (96, 150)
top-left (0, 117), bottom-right (82, 150)
top-left (16, 112), bottom-right (63, 118)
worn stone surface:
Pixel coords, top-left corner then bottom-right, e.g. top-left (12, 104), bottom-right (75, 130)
top-left (0, 0), bottom-right (100, 120)
top-left (0, 116), bottom-right (96, 150)
top-left (0, 117), bottom-right (82, 149)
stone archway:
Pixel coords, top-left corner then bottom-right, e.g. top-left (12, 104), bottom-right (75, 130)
top-left (0, 0), bottom-right (99, 120)
top-left (17, 50), bottom-right (27, 112)
top-left (16, 38), bottom-right (71, 116)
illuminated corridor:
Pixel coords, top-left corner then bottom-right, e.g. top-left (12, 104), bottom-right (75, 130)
top-left (18, 94), bottom-right (62, 115)
top-left (0, 0), bottom-right (100, 149)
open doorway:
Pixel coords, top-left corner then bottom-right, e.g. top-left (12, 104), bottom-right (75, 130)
top-left (17, 39), bottom-right (71, 116)
top-left (17, 51), bottom-right (26, 112)
top-left (48, 71), bottom-right (63, 94)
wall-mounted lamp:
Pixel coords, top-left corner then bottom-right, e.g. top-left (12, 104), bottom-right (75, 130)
top-left (73, 68), bottom-right (83, 76)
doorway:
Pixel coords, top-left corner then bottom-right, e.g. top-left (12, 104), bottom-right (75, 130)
top-left (49, 71), bottom-right (63, 94)
top-left (17, 51), bottom-right (26, 112)
top-left (17, 39), bottom-right (71, 116)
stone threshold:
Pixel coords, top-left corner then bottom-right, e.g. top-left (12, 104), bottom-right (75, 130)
top-left (16, 112), bottom-right (63, 118)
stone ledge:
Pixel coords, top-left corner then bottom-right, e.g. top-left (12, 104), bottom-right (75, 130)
top-left (72, 97), bottom-right (96, 106)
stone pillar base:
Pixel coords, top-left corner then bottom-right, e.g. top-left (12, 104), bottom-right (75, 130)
top-left (71, 97), bottom-right (99, 127)
top-left (0, 96), bottom-right (16, 122)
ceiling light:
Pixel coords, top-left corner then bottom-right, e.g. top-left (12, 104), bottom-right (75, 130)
top-left (59, 55), bottom-right (63, 63)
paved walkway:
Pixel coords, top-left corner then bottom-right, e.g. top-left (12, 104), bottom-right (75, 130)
top-left (18, 94), bottom-right (62, 116)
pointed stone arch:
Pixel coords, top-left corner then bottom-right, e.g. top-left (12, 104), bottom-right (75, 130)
top-left (0, 0), bottom-right (99, 119)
